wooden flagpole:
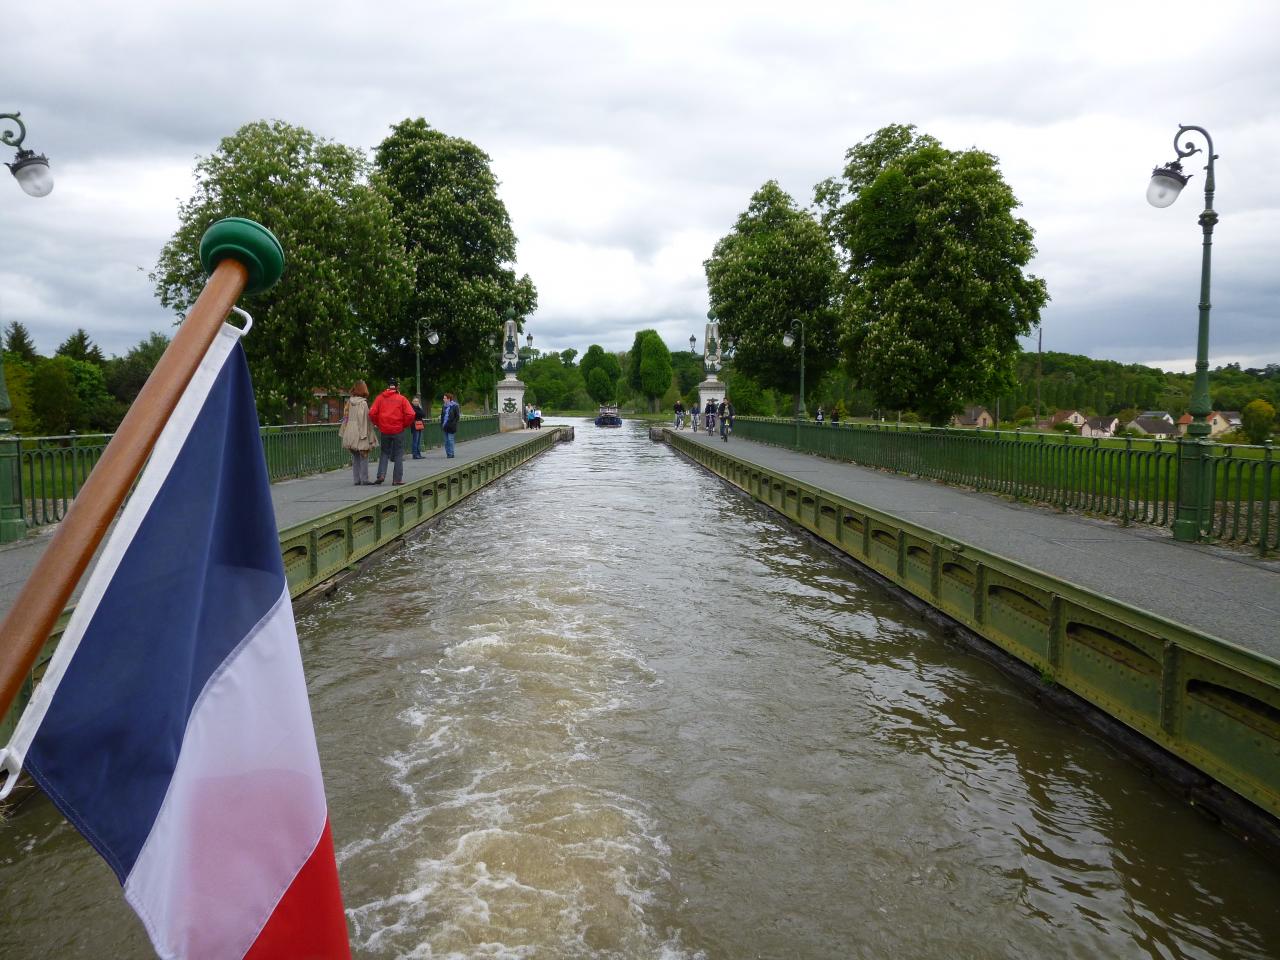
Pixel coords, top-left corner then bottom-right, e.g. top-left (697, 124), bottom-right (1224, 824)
top-left (0, 219), bottom-right (283, 719)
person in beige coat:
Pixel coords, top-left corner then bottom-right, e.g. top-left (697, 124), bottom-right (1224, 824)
top-left (339, 380), bottom-right (375, 484)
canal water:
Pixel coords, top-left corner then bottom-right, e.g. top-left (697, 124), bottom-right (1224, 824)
top-left (2, 419), bottom-right (1279, 958)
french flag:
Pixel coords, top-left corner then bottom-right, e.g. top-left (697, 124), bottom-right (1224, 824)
top-left (0, 321), bottom-right (350, 958)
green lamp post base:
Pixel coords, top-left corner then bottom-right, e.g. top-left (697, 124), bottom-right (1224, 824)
top-left (1173, 435), bottom-right (1212, 542)
top-left (0, 435), bottom-right (24, 543)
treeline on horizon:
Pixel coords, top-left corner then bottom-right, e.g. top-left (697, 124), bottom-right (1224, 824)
top-left (511, 336), bottom-right (1280, 427)
top-left (4, 118), bottom-right (1277, 441)
top-left (5, 319), bottom-right (1280, 439)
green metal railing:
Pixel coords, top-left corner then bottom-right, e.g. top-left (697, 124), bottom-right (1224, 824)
top-left (3, 416), bottom-right (500, 537)
top-left (10, 433), bottom-right (113, 528)
top-left (732, 418), bottom-right (1279, 555)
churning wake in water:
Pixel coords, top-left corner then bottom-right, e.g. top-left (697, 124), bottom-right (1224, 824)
top-left (332, 432), bottom-right (702, 959)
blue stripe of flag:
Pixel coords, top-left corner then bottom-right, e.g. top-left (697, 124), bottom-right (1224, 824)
top-left (26, 342), bottom-right (286, 882)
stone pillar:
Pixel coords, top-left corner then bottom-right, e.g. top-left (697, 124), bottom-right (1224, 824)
top-left (497, 376), bottom-right (526, 432)
top-left (698, 316), bottom-right (725, 419)
top-left (698, 378), bottom-right (725, 418)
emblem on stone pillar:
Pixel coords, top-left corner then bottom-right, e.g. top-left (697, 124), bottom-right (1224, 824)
top-left (502, 317), bottom-right (520, 377)
top-left (704, 316), bottom-right (722, 378)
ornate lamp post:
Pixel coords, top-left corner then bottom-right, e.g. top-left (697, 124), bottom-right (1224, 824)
top-left (689, 334), bottom-right (696, 354)
top-left (414, 318), bottom-right (439, 400)
top-left (2, 112), bottom-right (53, 198)
top-left (782, 318), bottom-right (805, 442)
top-left (1147, 124), bottom-right (1217, 542)
top-left (1, 112), bottom-right (54, 542)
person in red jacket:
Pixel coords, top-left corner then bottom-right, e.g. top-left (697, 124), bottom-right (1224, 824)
top-left (368, 378), bottom-right (416, 485)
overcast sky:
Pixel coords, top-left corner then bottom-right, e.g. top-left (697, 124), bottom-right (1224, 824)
top-left (2, 0), bottom-right (1277, 373)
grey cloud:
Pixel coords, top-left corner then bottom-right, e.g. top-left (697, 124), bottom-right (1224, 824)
top-left (4, 1), bottom-right (1278, 371)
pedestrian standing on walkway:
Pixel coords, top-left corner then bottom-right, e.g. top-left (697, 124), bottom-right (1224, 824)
top-left (440, 391), bottom-right (460, 458)
top-left (719, 396), bottom-right (735, 442)
top-left (339, 380), bottom-right (374, 484)
top-left (369, 377), bottom-right (415, 485)
top-left (674, 399), bottom-right (685, 430)
top-left (830, 406), bottom-right (841, 426)
top-left (816, 406), bottom-right (824, 425)
top-left (410, 395), bottom-right (427, 458)
top-left (523, 403), bottom-right (531, 428)
top-left (532, 407), bottom-right (543, 429)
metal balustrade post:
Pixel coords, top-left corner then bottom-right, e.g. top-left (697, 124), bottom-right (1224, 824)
top-left (0, 435), bottom-right (23, 542)
top-left (1260, 441), bottom-right (1274, 557)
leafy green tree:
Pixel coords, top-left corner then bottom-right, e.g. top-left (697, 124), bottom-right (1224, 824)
top-left (66, 358), bottom-right (117, 430)
top-left (705, 180), bottom-right (841, 413)
top-left (585, 368), bottom-right (614, 405)
top-left (375, 118), bottom-right (536, 407)
top-left (30, 357), bottom-right (79, 434)
top-left (670, 349), bottom-right (704, 397)
top-left (581, 344), bottom-right (621, 404)
top-left (637, 332), bottom-right (673, 412)
top-left (1242, 399), bottom-right (1275, 444)
top-left (153, 120), bottom-right (412, 421)
top-left (56, 328), bottom-right (105, 366)
top-left (818, 124), bottom-right (1048, 424)
top-left (2, 358), bottom-right (37, 433)
top-left (625, 329), bottom-right (660, 396)
top-left (726, 372), bottom-right (773, 416)
top-left (519, 352), bottom-right (585, 411)
top-left (4, 321), bottom-right (39, 362)
top-left (105, 331), bottom-right (170, 406)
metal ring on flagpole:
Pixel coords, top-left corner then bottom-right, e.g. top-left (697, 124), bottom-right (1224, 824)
top-left (0, 748), bottom-right (20, 800)
top-left (228, 306), bottom-right (254, 336)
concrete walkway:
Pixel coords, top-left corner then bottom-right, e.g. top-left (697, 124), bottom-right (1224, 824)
top-left (675, 429), bottom-right (1280, 662)
top-left (0, 430), bottom-right (548, 622)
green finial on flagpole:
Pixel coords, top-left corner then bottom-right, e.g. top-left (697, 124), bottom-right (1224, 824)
top-left (199, 217), bottom-right (285, 295)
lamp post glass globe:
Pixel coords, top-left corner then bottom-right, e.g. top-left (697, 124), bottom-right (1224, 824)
top-left (689, 334), bottom-right (696, 353)
top-left (782, 332), bottom-right (794, 349)
top-left (10, 154), bottom-right (53, 197)
top-left (426, 330), bottom-right (440, 346)
top-left (526, 333), bottom-right (533, 348)
top-left (1147, 163), bottom-right (1188, 209)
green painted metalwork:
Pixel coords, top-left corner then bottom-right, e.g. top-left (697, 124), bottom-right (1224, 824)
top-left (0, 427), bottom-right (562, 746)
top-left (1150, 125), bottom-right (1218, 543)
top-left (665, 428), bottom-right (1280, 821)
top-left (730, 418), bottom-right (1279, 556)
top-left (279, 427), bottom-right (559, 596)
top-left (3, 417), bottom-right (500, 535)
top-left (0, 437), bottom-right (23, 543)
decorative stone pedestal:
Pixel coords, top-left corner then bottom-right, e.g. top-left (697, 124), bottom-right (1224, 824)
top-left (496, 377), bottom-right (526, 432)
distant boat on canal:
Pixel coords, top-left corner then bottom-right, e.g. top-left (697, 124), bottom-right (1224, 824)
top-left (594, 404), bottom-right (623, 427)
